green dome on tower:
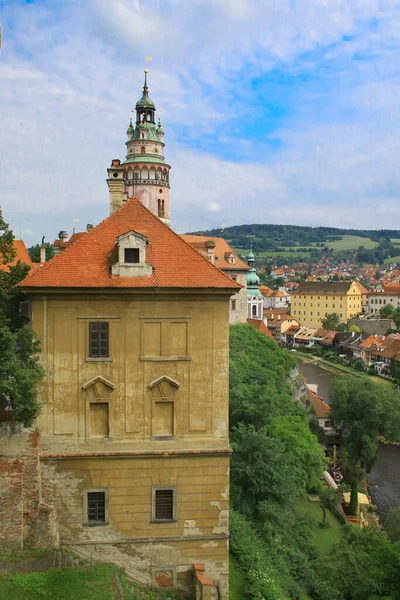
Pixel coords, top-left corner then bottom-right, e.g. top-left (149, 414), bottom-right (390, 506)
top-left (126, 117), bottom-right (134, 134)
top-left (136, 69), bottom-right (155, 108)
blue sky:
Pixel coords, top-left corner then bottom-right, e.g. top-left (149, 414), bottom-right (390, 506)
top-left (1, 0), bottom-right (400, 243)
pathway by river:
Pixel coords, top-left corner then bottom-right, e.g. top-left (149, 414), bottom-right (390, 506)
top-left (297, 358), bottom-right (400, 520)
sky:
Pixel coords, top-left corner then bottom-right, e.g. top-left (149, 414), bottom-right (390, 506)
top-left (1, 0), bottom-right (400, 243)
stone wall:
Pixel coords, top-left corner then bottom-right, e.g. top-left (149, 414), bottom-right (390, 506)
top-left (0, 425), bottom-right (58, 552)
top-left (348, 317), bottom-right (395, 337)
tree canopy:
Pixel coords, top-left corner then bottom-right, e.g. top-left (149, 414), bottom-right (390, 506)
top-left (330, 376), bottom-right (400, 514)
top-left (0, 209), bottom-right (44, 426)
top-left (321, 312), bottom-right (346, 331)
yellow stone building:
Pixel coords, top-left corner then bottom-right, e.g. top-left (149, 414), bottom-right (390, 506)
top-left (290, 281), bottom-right (363, 328)
top-left (20, 197), bottom-right (239, 598)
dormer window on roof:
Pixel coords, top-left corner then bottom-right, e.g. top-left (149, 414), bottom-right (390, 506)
top-left (111, 230), bottom-right (153, 278)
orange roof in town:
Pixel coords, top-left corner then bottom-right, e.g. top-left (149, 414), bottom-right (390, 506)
top-left (20, 198), bottom-right (241, 291)
top-left (259, 284), bottom-right (273, 297)
top-left (307, 386), bottom-right (331, 419)
top-left (371, 339), bottom-right (400, 360)
top-left (355, 281), bottom-right (369, 294)
top-left (320, 330), bottom-right (339, 345)
top-left (284, 324), bottom-right (301, 335)
top-left (0, 240), bottom-right (33, 272)
top-left (263, 309), bottom-right (292, 323)
top-left (247, 319), bottom-right (276, 342)
top-left (181, 235), bottom-right (249, 271)
top-left (371, 285), bottom-right (400, 295)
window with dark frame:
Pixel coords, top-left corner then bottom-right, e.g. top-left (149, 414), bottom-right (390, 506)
top-left (154, 489), bottom-right (174, 521)
top-left (87, 491), bottom-right (106, 523)
top-left (89, 322), bottom-right (109, 357)
top-left (124, 248), bottom-right (140, 263)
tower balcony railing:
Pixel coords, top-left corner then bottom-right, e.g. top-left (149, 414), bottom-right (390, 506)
top-left (125, 178), bottom-right (170, 187)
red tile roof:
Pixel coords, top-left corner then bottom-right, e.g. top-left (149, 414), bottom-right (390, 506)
top-left (0, 240), bottom-right (33, 272)
top-left (307, 386), bottom-right (331, 419)
top-left (181, 235), bottom-right (249, 271)
top-left (247, 318), bottom-right (276, 342)
top-left (20, 198), bottom-right (241, 291)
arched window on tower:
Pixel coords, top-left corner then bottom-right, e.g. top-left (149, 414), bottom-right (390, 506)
top-left (162, 199), bottom-right (165, 217)
top-left (141, 146), bottom-right (146, 154)
top-left (252, 304), bottom-right (257, 317)
top-left (158, 199), bottom-right (162, 218)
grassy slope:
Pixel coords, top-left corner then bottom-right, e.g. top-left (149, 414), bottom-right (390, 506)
top-left (233, 234), bottom-right (378, 258)
top-left (325, 235), bottom-right (378, 250)
top-left (384, 255), bottom-right (400, 264)
top-left (229, 556), bottom-right (247, 600)
top-left (296, 497), bottom-right (342, 555)
top-left (0, 564), bottom-right (123, 600)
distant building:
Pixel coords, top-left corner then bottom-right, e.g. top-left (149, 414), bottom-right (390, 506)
top-left (368, 283), bottom-right (400, 314)
top-left (263, 310), bottom-right (300, 343)
top-left (260, 285), bottom-right (290, 310)
top-left (106, 70), bottom-right (171, 224)
top-left (290, 280), bottom-right (363, 328)
top-left (0, 239), bottom-right (34, 271)
top-left (246, 251), bottom-right (263, 319)
top-left (181, 235), bottom-right (249, 324)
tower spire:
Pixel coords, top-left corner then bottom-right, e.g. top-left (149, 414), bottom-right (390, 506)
top-left (107, 70), bottom-right (171, 225)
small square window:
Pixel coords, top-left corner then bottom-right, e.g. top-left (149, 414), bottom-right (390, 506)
top-left (152, 487), bottom-right (176, 522)
top-left (124, 248), bottom-right (140, 263)
top-left (89, 322), bottom-right (109, 357)
top-left (84, 489), bottom-right (109, 525)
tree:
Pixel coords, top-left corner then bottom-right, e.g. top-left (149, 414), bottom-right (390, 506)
top-left (386, 507), bottom-right (400, 542)
top-left (393, 307), bottom-right (400, 330)
top-left (380, 303), bottom-right (395, 318)
top-left (229, 324), bottom-right (297, 430)
top-left (319, 487), bottom-right (339, 527)
top-left (321, 312), bottom-right (346, 331)
top-left (312, 525), bottom-right (400, 600)
top-left (268, 415), bottom-right (325, 493)
top-left (329, 376), bottom-right (400, 515)
top-left (0, 209), bottom-right (44, 426)
top-left (348, 324), bottom-right (360, 333)
top-left (29, 242), bottom-right (54, 263)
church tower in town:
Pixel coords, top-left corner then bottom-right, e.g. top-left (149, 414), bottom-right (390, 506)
top-left (107, 70), bottom-right (171, 225)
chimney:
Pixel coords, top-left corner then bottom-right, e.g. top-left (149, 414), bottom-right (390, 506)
top-left (40, 243), bottom-right (46, 264)
top-left (107, 159), bottom-right (124, 214)
top-left (86, 224), bottom-right (93, 231)
top-left (278, 314), bottom-right (281, 321)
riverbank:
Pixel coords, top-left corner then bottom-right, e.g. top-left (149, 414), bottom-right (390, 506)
top-left (291, 350), bottom-right (392, 386)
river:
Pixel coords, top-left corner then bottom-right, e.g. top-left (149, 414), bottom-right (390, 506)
top-left (297, 358), bottom-right (400, 520)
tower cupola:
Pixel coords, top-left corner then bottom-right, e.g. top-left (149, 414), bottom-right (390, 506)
top-left (107, 69), bottom-right (172, 226)
top-left (135, 69), bottom-right (156, 125)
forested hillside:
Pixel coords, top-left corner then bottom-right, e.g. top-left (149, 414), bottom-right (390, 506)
top-left (229, 324), bottom-right (400, 600)
top-left (190, 223), bottom-right (400, 248)
top-left (187, 224), bottom-right (400, 263)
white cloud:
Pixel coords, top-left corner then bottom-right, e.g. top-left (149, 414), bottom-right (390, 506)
top-left (1, 0), bottom-right (400, 242)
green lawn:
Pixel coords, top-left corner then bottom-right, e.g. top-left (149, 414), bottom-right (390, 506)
top-left (296, 497), bottom-right (342, 555)
top-left (233, 234), bottom-right (378, 257)
top-left (229, 556), bottom-right (247, 600)
top-left (325, 235), bottom-right (378, 251)
top-left (0, 564), bottom-right (122, 600)
top-left (384, 255), bottom-right (400, 264)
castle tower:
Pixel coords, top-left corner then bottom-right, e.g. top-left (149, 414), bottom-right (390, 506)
top-left (246, 249), bottom-right (263, 319)
top-left (107, 70), bottom-right (171, 225)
